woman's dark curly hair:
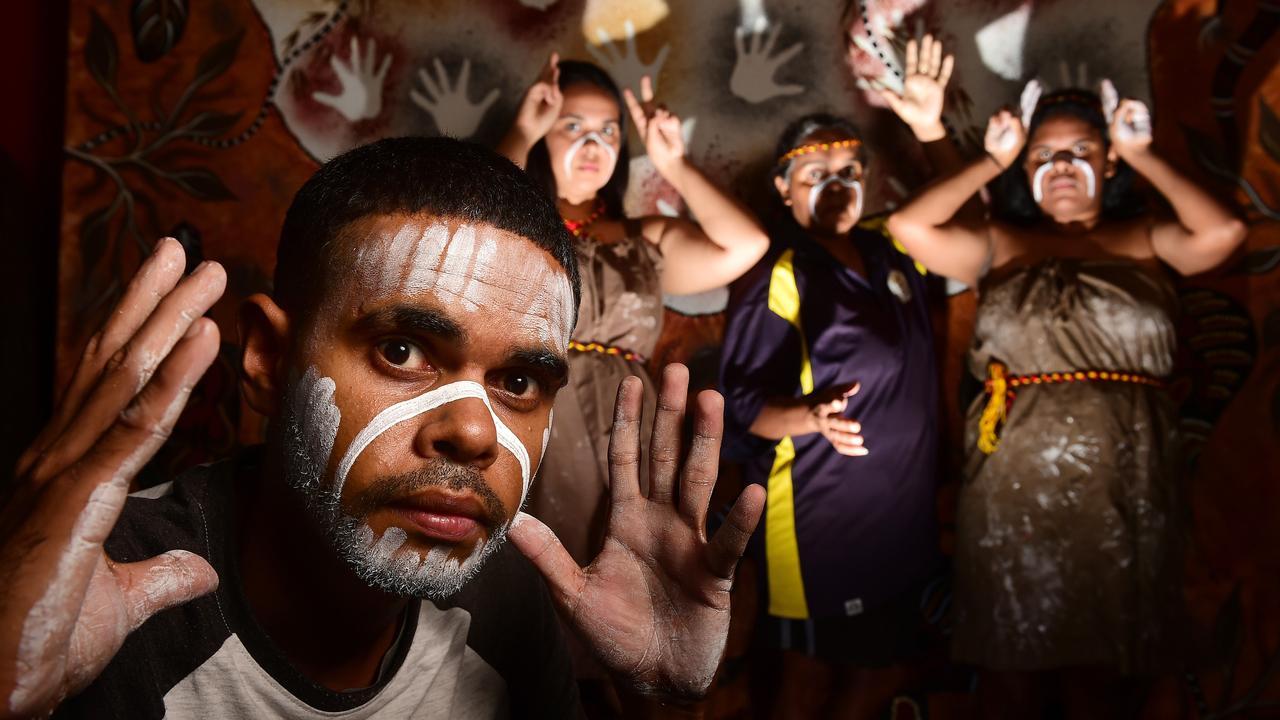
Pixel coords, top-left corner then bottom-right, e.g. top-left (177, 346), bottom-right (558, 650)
top-left (524, 60), bottom-right (630, 219)
top-left (989, 88), bottom-right (1146, 225)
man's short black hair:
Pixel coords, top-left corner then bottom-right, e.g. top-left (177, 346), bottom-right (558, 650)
top-left (275, 136), bottom-right (581, 325)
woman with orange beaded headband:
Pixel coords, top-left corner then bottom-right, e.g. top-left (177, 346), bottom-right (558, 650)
top-left (887, 79), bottom-right (1246, 716)
top-left (721, 34), bottom-right (972, 720)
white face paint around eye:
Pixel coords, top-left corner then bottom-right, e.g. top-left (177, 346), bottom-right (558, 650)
top-left (1032, 157), bottom-right (1096, 204)
top-left (806, 176), bottom-right (863, 226)
top-left (562, 131), bottom-right (619, 179)
top-left (333, 380), bottom-right (534, 509)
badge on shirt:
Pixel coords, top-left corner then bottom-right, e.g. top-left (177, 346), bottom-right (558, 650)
top-left (887, 269), bottom-right (912, 303)
top-left (844, 597), bottom-right (865, 616)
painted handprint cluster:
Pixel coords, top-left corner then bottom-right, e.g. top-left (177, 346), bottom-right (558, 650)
top-left (411, 58), bottom-right (501, 139)
top-left (312, 36), bottom-right (392, 123)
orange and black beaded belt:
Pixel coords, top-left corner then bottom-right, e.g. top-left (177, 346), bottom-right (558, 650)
top-left (977, 362), bottom-right (1164, 454)
top-left (568, 340), bottom-right (647, 364)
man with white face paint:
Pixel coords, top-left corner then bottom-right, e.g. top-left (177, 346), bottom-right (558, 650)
top-left (0, 137), bottom-right (766, 719)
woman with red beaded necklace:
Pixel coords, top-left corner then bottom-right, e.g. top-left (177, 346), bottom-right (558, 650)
top-left (497, 55), bottom-right (769, 572)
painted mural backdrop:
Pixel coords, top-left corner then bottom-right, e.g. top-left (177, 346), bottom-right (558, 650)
top-left (58, 0), bottom-right (1279, 715)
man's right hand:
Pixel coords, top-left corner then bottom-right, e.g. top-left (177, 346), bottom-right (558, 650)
top-left (0, 238), bottom-right (224, 717)
top-left (807, 381), bottom-right (867, 456)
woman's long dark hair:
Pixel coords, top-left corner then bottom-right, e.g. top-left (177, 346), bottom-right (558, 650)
top-left (990, 89), bottom-right (1146, 225)
top-left (524, 60), bottom-right (630, 219)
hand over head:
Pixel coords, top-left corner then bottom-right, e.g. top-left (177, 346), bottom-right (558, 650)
top-left (624, 75), bottom-right (686, 177)
top-left (872, 33), bottom-right (954, 142)
top-left (985, 108), bottom-right (1026, 170)
top-left (513, 52), bottom-right (564, 144)
top-left (0, 239), bottom-right (222, 716)
top-left (509, 364), bottom-right (766, 701)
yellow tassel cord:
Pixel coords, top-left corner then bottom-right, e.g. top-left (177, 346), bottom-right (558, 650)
top-left (977, 363), bottom-right (1008, 454)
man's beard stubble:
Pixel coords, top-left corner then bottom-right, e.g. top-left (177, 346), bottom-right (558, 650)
top-left (280, 392), bottom-right (511, 601)
top-left (330, 461), bottom-right (512, 601)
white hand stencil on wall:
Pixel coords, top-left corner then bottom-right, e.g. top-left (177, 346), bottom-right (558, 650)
top-left (517, 0), bottom-right (559, 9)
top-left (312, 36), bottom-right (392, 122)
top-left (587, 19), bottom-right (670, 96)
top-left (730, 19), bottom-right (804, 103)
top-left (974, 1), bottom-right (1031, 81)
top-left (410, 58), bottom-right (501, 139)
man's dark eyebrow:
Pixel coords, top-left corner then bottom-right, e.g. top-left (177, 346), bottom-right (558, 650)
top-left (354, 305), bottom-right (467, 344)
top-left (510, 347), bottom-right (570, 388)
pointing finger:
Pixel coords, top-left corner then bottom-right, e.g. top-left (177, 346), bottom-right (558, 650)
top-left (707, 484), bottom-right (766, 580)
top-left (608, 376), bottom-right (644, 503)
top-left (509, 511), bottom-right (588, 611)
top-left (622, 87), bottom-right (648, 137)
top-left (937, 54), bottom-right (954, 89)
top-left (678, 389), bottom-right (724, 525)
top-left (648, 364), bottom-right (688, 504)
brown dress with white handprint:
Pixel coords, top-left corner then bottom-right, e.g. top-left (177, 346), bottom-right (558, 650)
top-left (529, 221), bottom-right (664, 565)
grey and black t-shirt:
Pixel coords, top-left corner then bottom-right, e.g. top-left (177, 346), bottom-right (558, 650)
top-left (55, 450), bottom-right (580, 719)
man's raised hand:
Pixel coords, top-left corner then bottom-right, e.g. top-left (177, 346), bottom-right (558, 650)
top-left (509, 364), bottom-right (766, 700)
top-left (0, 238), bottom-right (223, 717)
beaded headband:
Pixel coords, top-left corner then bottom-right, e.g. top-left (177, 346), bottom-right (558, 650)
top-left (777, 139), bottom-right (862, 167)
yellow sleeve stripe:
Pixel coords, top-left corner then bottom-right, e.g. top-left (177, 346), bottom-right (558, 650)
top-left (767, 249), bottom-right (813, 394)
top-left (763, 248), bottom-right (811, 619)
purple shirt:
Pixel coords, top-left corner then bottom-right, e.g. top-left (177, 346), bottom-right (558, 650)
top-left (720, 221), bottom-right (942, 620)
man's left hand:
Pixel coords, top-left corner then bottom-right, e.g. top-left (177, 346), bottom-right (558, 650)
top-left (510, 364), bottom-right (766, 701)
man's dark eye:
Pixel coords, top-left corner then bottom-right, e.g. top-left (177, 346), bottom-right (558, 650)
top-left (383, 341), bottom-right (411, 365)
top-left (502, 373), bottom-right (537, 398)
top-left (377, 339), bottom-right (426, 369)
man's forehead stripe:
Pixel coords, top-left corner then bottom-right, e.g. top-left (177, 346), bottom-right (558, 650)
top-left (353, 221), bottom-right (575, 352)
top-left (333, 380), bottom-right (534, 509)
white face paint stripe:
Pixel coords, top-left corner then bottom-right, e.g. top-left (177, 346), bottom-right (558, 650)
top-left (562, 131), bottom-right (618, 179)
top-left (402, 223), bottom-right (450, 295)
top-left (436, 224), bottom-right (478, 307)
top-left (807, 176), bottom-right (863, 225)
top-left (1072, 158), bottom-right (1097, 199)
top-left (333, 381), bottom-right (535, 510)
top-left (1032, 162), bottom-right (1052, 203)
top-left (1032, 158), bottom-right (1096, 203)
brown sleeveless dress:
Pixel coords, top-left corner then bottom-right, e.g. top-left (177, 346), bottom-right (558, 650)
top-left (528, 223), bottom-right (664, 565)
top-left (952, 258), bottom-right (1185, 674)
